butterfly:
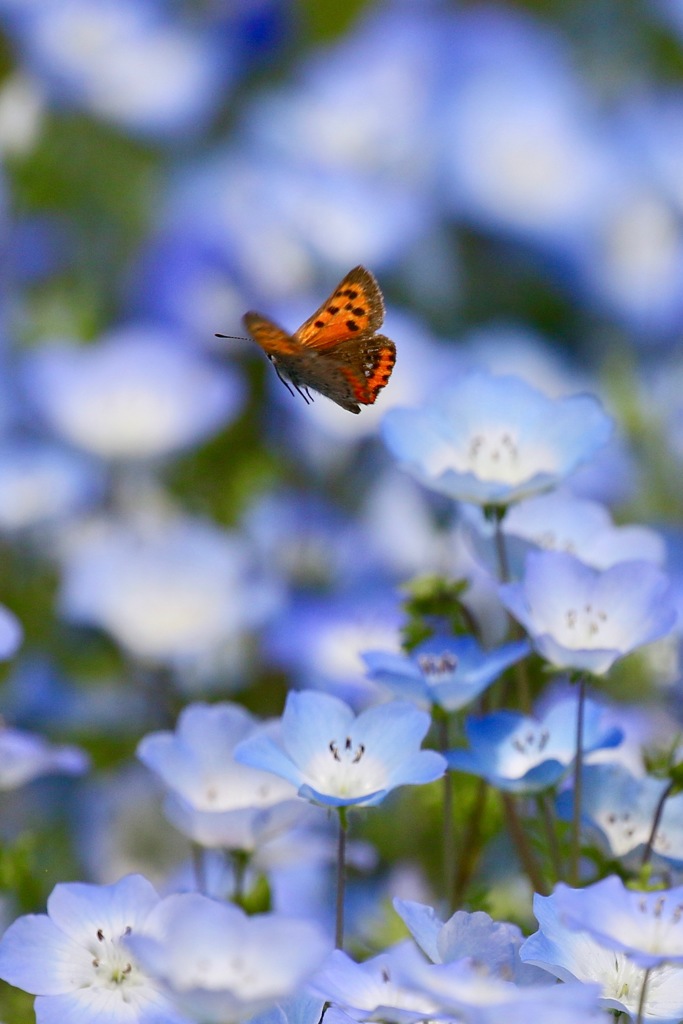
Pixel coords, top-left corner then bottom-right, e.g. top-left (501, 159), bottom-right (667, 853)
top-left (217, 266), bottom-right (396, 414)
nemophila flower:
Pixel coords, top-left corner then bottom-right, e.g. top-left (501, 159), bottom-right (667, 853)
top-left (556, 763), bottom-right (683, 867)
top-left (137, 703), bottom-right (304, 850)
top-left (234, 691), bottom-right (445, 809)
top-left (553, 876), bottom-right (683, 969)
top-left (309, 946), bottom-right (439, 1024)
top-left (0, 441), bottom-right (102, 532)
top-left (382, 371), bottom-right (613, 507)
top-left (0, 725), bottom-right (88, 789)
top-left (394, 899), bottom-right (548, 984)
top-left (446, 693), bottom-right (622, 793)
top-left (499, 550), bottom-right (676, 675)
top-left (23, 328), bottom-right (244, 460)
top-left (389, 939), bottom-right (604, 1023)
top-left (249, 993), bottom-right (326, 1024)
top-left (440, 6), bottom-right (612, 250)
top-left (362, 635), bottom-right (529, 712)
top-left (0, 874), bottom-right (187, 1024)
top-left (521, 890), bottom-right (683, 1024)
top-left (501, 489), bottom-right (664, 570)
top-left (5, 0), bottom-right (231, 138)
top-left (0, 604), bottom-right (22, 660)
top-left (263, 588), bottom-right (402, 708)
top-left (59, 516), bottom-right (278, 668)
top-left (126, 893), bottom-right (329, 1024)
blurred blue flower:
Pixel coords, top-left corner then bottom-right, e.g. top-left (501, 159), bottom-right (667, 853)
top-left (0, 874), bottom-right (187, 1024)
top-left (23, 327), bottom-right (244, 460)
top-left (235, 690), bottom-right (445, 809)
top-left (59, 515), bottom-right (279, 667)
top-left (0, 724), bottom-right (88, 789)
top-left (263, 587), bottom-right (402, 708)
top-left (362, 635), bottom-right (529, 712)
top-left (446, 693), bottom-right (622, 793)
top-left (382, 371), bottom-right (613, 507)
top-left (2, 0), bottom-right (232, 138)
top-left (388, 939), bottom-right (605, 1024)
top-left (556, 762), bottom-right (683, 868)
top-left (499, 550), bottom-right (676, 675)
top-left (0, 440), bottom-right (102, 532)
top-left (394, 898), bottom-right (548, 984)
top-left (309, 946), bottom-right (439, 1024)
top-left (0, 603), bottom-right (21, 659)
top-left (520, 890), bottom-right (683, 1022)
top-left (127, 892), bottom-right (330, 1024)
top-left (440, 6), bottom-right (612, 252)
top-left (552, 876), bottom-right (683, 969)
top-left (137, 702), bottom-right (305, 851)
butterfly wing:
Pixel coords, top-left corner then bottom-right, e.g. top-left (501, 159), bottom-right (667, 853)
top-left (243, 312), bottom-right (300, 356)
top-left (294, 266), bottom-right (385, 351)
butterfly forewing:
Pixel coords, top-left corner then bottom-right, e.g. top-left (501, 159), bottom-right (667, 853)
top-left (294, 266), bottom-right (385, 351)
top-left (238, 266), bottom-right (395, 414)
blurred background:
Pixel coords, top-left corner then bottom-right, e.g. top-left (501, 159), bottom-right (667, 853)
top-left (1, 0), bottom-right (683, 1013)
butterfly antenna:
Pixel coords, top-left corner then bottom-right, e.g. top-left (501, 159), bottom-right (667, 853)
top-left (215, 333), bottom-right (248, 341)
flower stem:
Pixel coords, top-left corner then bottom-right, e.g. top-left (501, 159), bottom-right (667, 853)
top-left (335, 807), bottom-right (348, 950)
top-left (491, 508), bottom-right (530, 712)
top-left (642, 778), bottom-right (675, 868)
top-left (453, 778), bottom-right (488, 904)
top-left (500, 792), bottom-right (547, 895)
top-left (437, 713), bottom-right (456, 912)
top-left (636, 967), bottom-right (652, 1024)
top-left (570, 675), bottom-right (586, 886)
top-left (536, 793), bottom-right (563, 883)
top-left (191, 843), bottom-right (206, 894)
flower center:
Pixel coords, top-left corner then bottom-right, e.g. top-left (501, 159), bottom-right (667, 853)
top-left (417, 652), bottom-right (458, 685)
top-left (89, 925), bottom-right (140, 989)
top-left (561, 603), bottom-right (609, 647)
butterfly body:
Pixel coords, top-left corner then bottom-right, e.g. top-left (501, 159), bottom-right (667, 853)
top-left (241, 266), bottom-right (396, 414)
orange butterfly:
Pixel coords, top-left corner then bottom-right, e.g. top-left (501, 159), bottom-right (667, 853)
top-left (218, 266), bottom-right (396, 414)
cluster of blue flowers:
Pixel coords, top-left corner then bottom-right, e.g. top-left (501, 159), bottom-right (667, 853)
top-left (0, 1), bottom-right (682, 1023)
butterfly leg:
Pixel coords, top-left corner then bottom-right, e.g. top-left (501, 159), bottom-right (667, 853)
top-left (271, 358), bottom-right (312, 405)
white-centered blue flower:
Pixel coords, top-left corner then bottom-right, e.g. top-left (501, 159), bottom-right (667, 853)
top-left (0, 441), bottom-right (102, 531)
top-left (446, 692), bottom-right (622, 793)
top-left (234, 691), bottom-right (446, 809)
top-left (556, 763), bottom-right (683, 867)
top-left (552, 876), bottom-right (683, 970)
top-left (521, 889), bottom-right (683, 1023)
top-left (499, 550), bottom-right (677, 675)
top-left (0, 874), bottom-right (188, 1024)
top-left (0, 724), bottom-right (88, 789)
top-left (394, 898), bottom-right (549, 984)
top-left (126, 893), bottom-right (330, 1024)
top-left (137, 702), bottom-right (304, 850)
top-left (382, 372), bottom-right (613, 507)
top-left (362, 635), bottom-right (529, 712)
top-left (23, 328), bottom-right (244, 460)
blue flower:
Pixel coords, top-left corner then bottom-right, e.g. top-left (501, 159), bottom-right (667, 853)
top-left (556, 763), bottom-right (683, 867)
top-left (127, 892), bottom-right (330, 1024)
top-left (23, 327), bottom-right (244, 460)
top-left (446, 692), bottom-right (622, 793)
top-left (0, 724), bottom-right (88, 790)
top-left (60, 515), bottom-right (279, 667)
top-left (137, 702), bottom-right (304, 850)
top-left (382, 371), bottom-right (613, 507)
top-left (499, 550), bottom-right (677, 675)
top-left (0, 440), bottom-right (103, 532)
top-left (520, 890), bottom-right (683, 1022)
top-left (362, 635), bottom-right (529, 712)
top-left (551, 876), bottom-right (683, 969)
top-left (235, 691), bottom-right (445, 809)
top-left (0, 874), bottom-right (187, 1024)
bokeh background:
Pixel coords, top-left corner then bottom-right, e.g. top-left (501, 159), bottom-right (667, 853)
top-left (1, 0), bottom-right (683, 1016)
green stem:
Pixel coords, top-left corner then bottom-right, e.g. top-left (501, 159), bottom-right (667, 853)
top-left (501, 792), bottom-right (547, 895)
top-left (453, 778), bottom-right (488, 904)
top-left (335, 807), bottom-right (348, 950)
top-left (642, 779), bottom-right (676, 868)
top-left (570, 675), bottom-right (587, 886)
top-left (492, 508), bottom-right (531, 712)
top-left (636, 967), bottom-right (652, 1024)
top-left (536, 793), bottom-right (563, 883)
top-left (437, 714), bottom-right (456, 912)
top-left (232, 850), bottom-right (249, 905)
top-left (191, 843), bottom-right (206, 894)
